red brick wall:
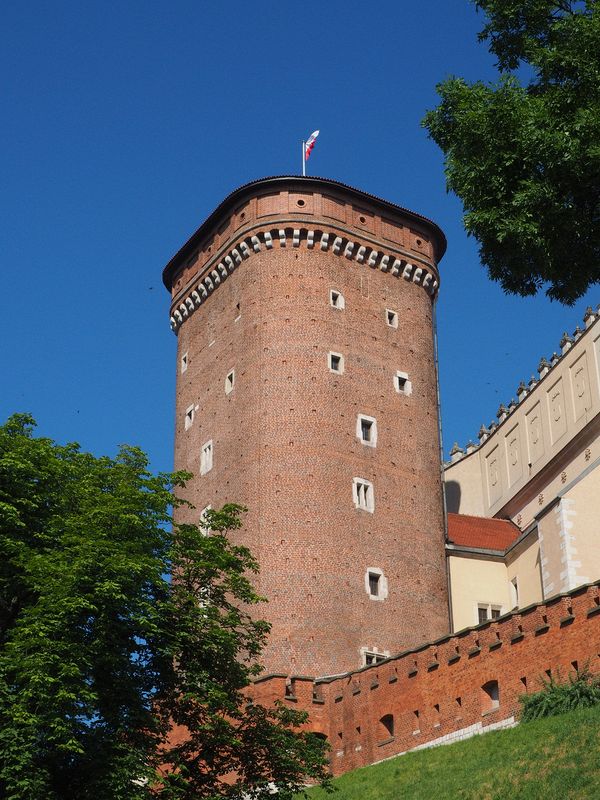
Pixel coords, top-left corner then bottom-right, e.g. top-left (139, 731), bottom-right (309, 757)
top-left (251, 581), bottom-right (600, 776)
top-left (167, 178), bottom-right (449, 676)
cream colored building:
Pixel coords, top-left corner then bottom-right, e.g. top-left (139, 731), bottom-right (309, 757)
top-left (445, 306), bottom-right (600, 632)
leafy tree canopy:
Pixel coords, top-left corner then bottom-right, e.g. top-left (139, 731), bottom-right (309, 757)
top-left (423, 1), bottom-right (600, 303)
top-left (0, 414), bottom-right (329, 799)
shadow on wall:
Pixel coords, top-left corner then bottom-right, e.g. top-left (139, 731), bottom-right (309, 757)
top-left (445, 480), bottom-right (461, 514)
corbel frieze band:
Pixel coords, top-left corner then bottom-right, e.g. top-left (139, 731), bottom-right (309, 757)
top-left (169, 227), bottom-right (440, 332)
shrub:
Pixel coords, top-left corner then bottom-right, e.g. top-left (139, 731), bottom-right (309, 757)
top-left (520, 667), bottom-right (600, 723)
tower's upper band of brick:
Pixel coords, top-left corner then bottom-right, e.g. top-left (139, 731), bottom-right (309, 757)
top-left (162, 176), bottom-right (447, 332)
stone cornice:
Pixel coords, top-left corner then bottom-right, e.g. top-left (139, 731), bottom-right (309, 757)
top-left (168, 224), bottom-right (440, 332)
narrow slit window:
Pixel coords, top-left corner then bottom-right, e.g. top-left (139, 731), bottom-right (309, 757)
top-left (394, 371), bottom-right (412, 395)
top-left (368, 572), bottom-right (380, 597)
top-left (181, 352), bottom-right (188, 373)
top-left (353, 478), bottom-right (374, 512)
top-left (357, 414), bottom-right (377, 446)
top-left (200, 440), bottom-right (213, 475)
top-left (225, 369), bottom-right (235, 395)
top-left (329, 289), bottom-right (345, 309)
top-left (329, 352), bottom-right (344, 374)
top-left (386, 309), bottom-right (398, 328)
top-left (184, 404), bottom-right (194, 430)
top-left (200, 505), bottom-right (212, 536)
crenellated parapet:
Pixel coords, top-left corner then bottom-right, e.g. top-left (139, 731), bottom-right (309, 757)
top-left (162, 175), bottom-right (446, 333)
top-left (447, 305), bottom-right (600, 465)
top-left (250, 580), bottom-right (600, 777)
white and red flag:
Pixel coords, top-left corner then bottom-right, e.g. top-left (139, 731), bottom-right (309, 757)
top-left (305, 130), bottom-right (320, 161)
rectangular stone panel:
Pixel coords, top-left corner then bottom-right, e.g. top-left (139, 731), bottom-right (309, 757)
top-left (257, 193), bottom-right (280, 217)
top-left (485, 444), bottom-right (503, 507)
top-left (526, 401), bottom-right (545, 466)
top-left (288, 192), bottom-right (314, 214)
top-left (381, 217), bottom-right (405, 245)
top-left (570, 352), bottom-right (592, 423)
top-left (322, 194), bottom-right (346, 222)
top-left (504, 423), bottom-right (523, 488)
top-left (352, 207), bottom-right (375, 233)
top-left (409, 229), bottom-right (431, 258)
top-left (546, 376), bottom-right (567, 445)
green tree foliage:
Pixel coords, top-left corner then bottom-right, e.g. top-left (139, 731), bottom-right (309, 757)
top-left (423, 1), bottom-right (600, 303)
top-left (0, 415), bottom-right (329, 799)
top-left (520, 666), bottom-right (600, 722)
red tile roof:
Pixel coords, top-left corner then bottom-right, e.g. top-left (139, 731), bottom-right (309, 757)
top-left (447, 513), bottom-right (521, 552)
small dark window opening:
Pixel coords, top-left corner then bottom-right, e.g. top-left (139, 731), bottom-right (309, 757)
top-left (481, 680), bottom-right (500, 713)
top-left (478, 607), bottom-right (488, 625)
top-left (396, 373), bottom-right (408, 392)
top-left (380, 714), bottom-right (394, 738)
top-left (491, 608), bottom-right (501, 620)
top-left (368, 572), bottom-right (380, 596)
top-left (330, 354), bottom-right (341, 372)
top-left (361, 418), bottom-right (373, 442)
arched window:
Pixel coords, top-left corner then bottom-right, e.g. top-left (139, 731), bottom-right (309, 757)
top-left (481, 680), bottom-right (500, 714)
top-left (379, 713), bottom-right (394, 739)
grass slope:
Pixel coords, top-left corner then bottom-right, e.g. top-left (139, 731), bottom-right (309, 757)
top-left (307, 705), bottom-right (600, 799)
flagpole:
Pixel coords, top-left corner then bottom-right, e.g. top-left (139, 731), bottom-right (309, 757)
top-left (302, 141), bottom-right (306, 177)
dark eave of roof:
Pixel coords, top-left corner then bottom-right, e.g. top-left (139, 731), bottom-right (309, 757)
top-left (162, 175), bottom-right (447, 290)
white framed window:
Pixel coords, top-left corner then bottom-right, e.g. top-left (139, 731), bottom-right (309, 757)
top-left (181, 351), bottom-right (188, 373)
top-left (225, 369), bottom-right (235, 395)
top-left (360, 647), bottom-right (388, 667)
top-left (328, 351), bottom-right (344, 374)
top-left (394, 371), bottom-right (412, 396)
top-left (353, 477), bottom-right (374, 513)
top-left (184, 404), bottom-right (194, 430)
top-left (329, 289), bottom-right (345, 310)
top-left (200, 440), bottom-right (213, 475)
top-left (385, 309), bottom-right (398, 328)
top-left (200, 505), bottom-right (212, 536)
top-left (477, 604), bottom-right (502, 625)
top-left (365, 567), bottom-right (388, 601)
top-left (357, 414), bottom-right (377, 447)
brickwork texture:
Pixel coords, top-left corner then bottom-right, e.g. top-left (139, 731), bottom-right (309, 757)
top-left (164, 176), bottom-right (449, 676)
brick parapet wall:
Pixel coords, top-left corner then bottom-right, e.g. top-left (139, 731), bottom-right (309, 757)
top-left (251, 580), bottom-right (600, 776)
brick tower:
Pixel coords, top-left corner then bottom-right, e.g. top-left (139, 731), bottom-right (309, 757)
top-left (162, 176), bottom-right (449, 677)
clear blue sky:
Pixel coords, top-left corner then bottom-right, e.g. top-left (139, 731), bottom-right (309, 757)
top-left (1, 0), bottom-right (596, 471)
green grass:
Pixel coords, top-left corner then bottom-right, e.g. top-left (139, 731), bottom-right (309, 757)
top-left (306, 705), bottom-right (600, 799)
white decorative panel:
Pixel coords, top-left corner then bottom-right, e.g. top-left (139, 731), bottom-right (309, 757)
top-left (570, 352), bottom-right (591, 422)
top-left (486, 445), bottom-right (503, 507)
top-left (547, 377), bottom-right (567, 445)
top-left (526, 402), bottom-right (545, 466)
top-left (504, 424), bottom-right (522, 488)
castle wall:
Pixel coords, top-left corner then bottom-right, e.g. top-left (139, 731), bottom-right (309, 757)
top-left (444, 312), bottom-right (600, 529)
top-left (165, 177), bottom-right (449, 677)
top-left (251, 580), bottom-right (600, 777)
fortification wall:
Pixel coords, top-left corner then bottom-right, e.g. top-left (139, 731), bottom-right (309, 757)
top-left (251, 580), bottom-right (600, 777)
